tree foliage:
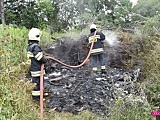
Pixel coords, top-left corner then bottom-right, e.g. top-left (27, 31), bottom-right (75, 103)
top-left (1, 0), bottom-right (159, 31)
top-left (133, 0), bottom-right (160, 18)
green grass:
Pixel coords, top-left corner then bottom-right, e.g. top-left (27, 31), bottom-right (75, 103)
top-left (0, 65), bottom-right (40, 120)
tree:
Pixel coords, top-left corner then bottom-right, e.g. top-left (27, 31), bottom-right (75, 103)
top-left (39, 0), bottom-right (59, 33)
top-left (113, 0), bottom-right (133, 27)
top-left (0, 0), bottom-right (5, 25)
top-left (133, 0), bottom-right (160, 18)
top-left (4, 0), bottom-right (45, 29)
top-left (72, 0), bottom-right (133, 28)
top-left (4, 0), bottom-right (60, 31)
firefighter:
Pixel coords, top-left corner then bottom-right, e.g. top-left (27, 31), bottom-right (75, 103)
top-left (27, 28), bottom-right (48, 101)
top-left (87, 24), bottom-right (106, 75)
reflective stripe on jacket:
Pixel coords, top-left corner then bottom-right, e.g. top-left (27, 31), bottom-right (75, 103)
top-left (88, 31), bottom-right (105, 54)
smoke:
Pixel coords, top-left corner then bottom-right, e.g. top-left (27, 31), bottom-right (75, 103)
top-left (103, 30), bottom-right (119, 46)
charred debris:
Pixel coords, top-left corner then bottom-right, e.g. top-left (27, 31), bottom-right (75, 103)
top-left (42, 34), bottom-right (142, 116)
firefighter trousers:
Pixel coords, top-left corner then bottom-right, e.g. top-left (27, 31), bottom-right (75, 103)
top-left (90, 53), bottom-right (106, 72)
top-left (31, 77), bottom-right (41, 101)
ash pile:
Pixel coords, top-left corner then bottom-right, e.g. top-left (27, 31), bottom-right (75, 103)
top-left (43, 34), bottom-right (142, 116)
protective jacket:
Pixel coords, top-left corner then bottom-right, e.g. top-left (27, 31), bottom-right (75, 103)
top-left (27, 40), bottom-right (47, 77)
top-left (88, 31), bottom-right (105, 54)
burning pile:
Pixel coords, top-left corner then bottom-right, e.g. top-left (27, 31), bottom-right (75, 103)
top-left (43, 34), bottom-right (142, 116)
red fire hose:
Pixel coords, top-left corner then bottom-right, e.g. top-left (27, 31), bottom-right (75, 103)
top-left (40, 63), bottom-right (44, 120)
top-left (40, 31), bottom-right (97, 120)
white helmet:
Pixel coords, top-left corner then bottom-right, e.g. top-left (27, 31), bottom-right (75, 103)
top-left (90, 24), bottom-right (97, 30)
top-left (28, 28), bottom-right (41, 41)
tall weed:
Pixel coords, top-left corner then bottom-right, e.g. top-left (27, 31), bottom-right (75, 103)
top-left (0, 25), bottom-right (28, 69)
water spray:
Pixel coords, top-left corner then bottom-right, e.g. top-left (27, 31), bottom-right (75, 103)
top-left (103, 30), bottom-right (119, 46)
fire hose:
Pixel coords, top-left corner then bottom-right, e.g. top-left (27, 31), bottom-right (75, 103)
top-left (40, 63), bottom-right (44, 120)
top-left (40, 31), bottom-right (97, 120)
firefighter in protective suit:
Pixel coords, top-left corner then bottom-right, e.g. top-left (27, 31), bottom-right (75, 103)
top-left (27, 28), bottom-right (48, 101)
top-left (88, 24), bottom-right (106, 75)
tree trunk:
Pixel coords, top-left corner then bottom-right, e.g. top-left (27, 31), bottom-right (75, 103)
top-left (0, 0), bottom-right (5, 25)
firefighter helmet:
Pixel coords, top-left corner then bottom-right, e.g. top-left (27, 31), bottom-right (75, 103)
top-left (90, 24), bottom-right (97, 30)
top-left (28, 28), bottom-right (41, 41)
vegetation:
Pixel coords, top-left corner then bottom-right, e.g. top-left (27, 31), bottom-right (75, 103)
top-left (0, 0), bottom-right (141, 31)
top-left (0, 0), bottom-right (160, 120)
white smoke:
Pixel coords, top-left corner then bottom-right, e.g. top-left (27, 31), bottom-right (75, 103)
top-left (103, 30), bottom-right (119, 46)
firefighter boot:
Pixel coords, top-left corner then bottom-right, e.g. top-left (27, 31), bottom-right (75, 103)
top-left (44, 92), bottom-right (49, 97)
top-left (32, 96), bottom-right (46, 102)
top-left (101, 69), bottom-right (107, 74)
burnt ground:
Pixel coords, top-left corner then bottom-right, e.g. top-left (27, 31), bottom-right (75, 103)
top-left (42, 34), bottom-right (142, 117)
